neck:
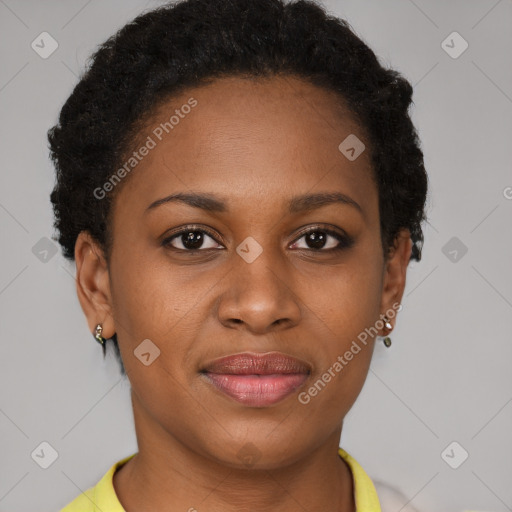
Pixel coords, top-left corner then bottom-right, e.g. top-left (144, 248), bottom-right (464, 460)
top-left (113, 391), bottom-right (355, 512)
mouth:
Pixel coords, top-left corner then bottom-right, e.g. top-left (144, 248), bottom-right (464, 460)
top-left (199, 351), bottom-right (311, 407)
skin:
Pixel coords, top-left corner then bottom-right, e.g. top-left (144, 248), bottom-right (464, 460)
top-left (75, 75), bottom-right (412, 512)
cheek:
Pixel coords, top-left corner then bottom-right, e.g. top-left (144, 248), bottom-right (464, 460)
top-left (109, 256), bottom-right (221, 390)
top-left (297, 324), bottom-right (375, 426)
top-left (304, 257), bottom-right (382, 337)
top-left (110, 255), bottom-right (197, 339)
top-left (298, 254), bottom-right (382, 407)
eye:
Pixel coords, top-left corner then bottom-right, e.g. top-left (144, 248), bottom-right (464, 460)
top-left (162, 224), bottom-right (354, 254)
top-left (162, 225), bottom-right (224, 252)
top-left (290, 226), bottom-right (354, 252)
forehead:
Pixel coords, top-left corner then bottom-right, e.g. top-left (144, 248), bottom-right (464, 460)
top-left (110, 75), bottom-right (376, 220)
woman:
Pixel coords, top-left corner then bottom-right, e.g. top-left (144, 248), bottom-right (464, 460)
top-left (50, 0), bottom-right (428, 510)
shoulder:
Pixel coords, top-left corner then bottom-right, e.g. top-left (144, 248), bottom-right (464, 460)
top-left (372, 480), bottom-right (421, 512)
top-left (58, 485), bottom-right (96, 512)
top-left (58, 453), bottom-right (137, 512)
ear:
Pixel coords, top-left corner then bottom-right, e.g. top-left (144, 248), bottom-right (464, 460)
top-left (378, 228), bottom-right (413, 333)
top-left (74, 231), bottom-right (116, 339)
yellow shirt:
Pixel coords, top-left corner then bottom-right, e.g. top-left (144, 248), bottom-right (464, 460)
top-left (59, 447), bottom-right (381, 511)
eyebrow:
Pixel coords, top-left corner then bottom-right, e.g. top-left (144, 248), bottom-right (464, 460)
top-left (145, 191), bottom-right (363, 215)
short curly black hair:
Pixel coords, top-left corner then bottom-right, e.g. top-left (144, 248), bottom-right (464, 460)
top-left (48, 0), bottom-right (428, 375)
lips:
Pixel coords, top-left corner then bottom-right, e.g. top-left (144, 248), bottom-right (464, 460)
top-left (201, 351), bottom-right (312, 375)
top-left (200, 352), bottom-right (311, 407)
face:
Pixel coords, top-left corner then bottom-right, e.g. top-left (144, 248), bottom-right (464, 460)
top-left (76, 75), bottom-right (411, 470)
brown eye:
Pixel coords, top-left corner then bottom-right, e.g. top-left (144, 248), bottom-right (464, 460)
top-left (162, 227), bottom-right (223, 252)
top-left (290, 227), bottom-right (354, 252)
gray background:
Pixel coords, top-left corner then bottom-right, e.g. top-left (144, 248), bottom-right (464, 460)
top-left (0, 0), bottom-right (511, 511)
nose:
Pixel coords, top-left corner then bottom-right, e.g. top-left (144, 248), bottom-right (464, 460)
top-left (216, 247), bottom-right (302, 335)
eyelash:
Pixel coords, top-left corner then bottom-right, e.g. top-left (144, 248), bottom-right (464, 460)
top-left (161, 224), bottom-right (354, 254)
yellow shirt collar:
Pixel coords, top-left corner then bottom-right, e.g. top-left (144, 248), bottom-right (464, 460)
top-left (338, 447), bottom-right (382, 511)
top-left (60, 448), bottom-right (381, 511)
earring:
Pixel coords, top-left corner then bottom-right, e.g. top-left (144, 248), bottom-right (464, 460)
top-left (382, 315), bottom-right (393, 348)
top-left (94, 324), bottom-right (106, 345)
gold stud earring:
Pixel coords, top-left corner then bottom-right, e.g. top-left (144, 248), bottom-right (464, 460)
top-left (94, 324), bottom-right (106, 345)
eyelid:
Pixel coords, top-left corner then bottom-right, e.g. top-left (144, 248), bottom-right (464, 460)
top-left (292, 223), bottom-right (349, 241)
